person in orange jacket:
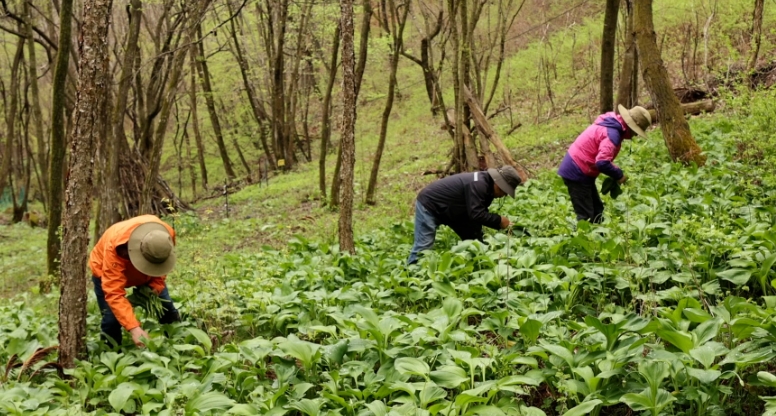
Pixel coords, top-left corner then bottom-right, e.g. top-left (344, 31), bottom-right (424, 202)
top-left (89, 215), bottom-right (180, 348)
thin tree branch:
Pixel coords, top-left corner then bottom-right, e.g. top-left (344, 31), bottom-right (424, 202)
top-left (0, 0), bottom-right (57, 50)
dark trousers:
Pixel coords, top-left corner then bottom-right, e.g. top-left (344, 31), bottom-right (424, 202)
top-left (92, 276), bottom-right (180, 347)
top-left (563, 178), bottom-right (604, 224)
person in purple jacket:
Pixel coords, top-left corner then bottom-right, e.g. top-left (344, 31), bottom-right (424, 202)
top-left (558, 105), bottom-right (652, 223)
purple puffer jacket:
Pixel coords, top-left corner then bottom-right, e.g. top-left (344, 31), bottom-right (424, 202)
top-left (557, 112), bottom-right (633, 182)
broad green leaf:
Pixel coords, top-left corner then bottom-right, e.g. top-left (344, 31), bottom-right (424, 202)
top-left (717, 268), bottom-right (752, 286)
top-left (324, 339), bottom-right (349, 366)
top-left (520, 319), bottom-right (542, 344)
top-left (541, 343), bottom-right (574, 367)
top-left (287, 399), bottom-right (320, 416)
top-left (585, 316), bottom-right (624, 350)
top-left (621, 387), bottom-right (676, 414)
top-left (277, 335), bottom-right (320, 368)
top-left (420, 384), bottom-right (448, 406)
top-left (653, 388), bottom-right (677, 412)
top-left (188, 328), bottom-right (213, 354)
top-left (497, 374), bottom-right (543, 387)
top-left (366, 400), bottom-right (388, 416)
top-left (142, 402), bottom-right (165, 415)
top-left (683, 308), bottom-right (712, 323)
top-left (516, 406), bottom-right (547, 416)
top-left (430, 365), bottom-right (468, 389)
top-left (562, 399), bottom-right (602, 416)
top-left (655, 324), bottom-right (694, 354)
top-left (620, 392), bottom-right (652, 411)
top-left (108, 382), bottom-right (135, 412)
top-left (395, 357), bottom-right (430, 378)
top-left (759, 253), bottom-right (776, 279)
top-left (690, 345), bottom-right (716, 368)
top-left (638, 361), bottom-right (670, 391)
top-left (442, 297), bottom-right (463, 319)
top-left (455, 393), bottom-right (490, 408)
top-left (465, 405), bottom-right (507, 416)
top-left (432, 281), bottom-right (457, 298)
top-left (227, 404), bottom-right (261, 415)
top-left (687, 368), bottom-right (721, 383)
top-left (184, 391), bottom-right (235, 414)
top-left (693, 318), bottom-right (721, 345)
top-left (758, 372), bottom-right (776, 388)
top-left (509, 356), bottom-right (538, 368)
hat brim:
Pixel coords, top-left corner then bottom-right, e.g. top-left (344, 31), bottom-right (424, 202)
top-left (618, 104), bottom-right (648, 138)
top-left (488, 168), bottom-right (515, 198)
top-left (128, 222), bottom-right (176, 277)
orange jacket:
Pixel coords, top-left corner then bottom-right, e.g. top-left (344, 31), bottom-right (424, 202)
top-left (89, 215), bottom-right (176, 330)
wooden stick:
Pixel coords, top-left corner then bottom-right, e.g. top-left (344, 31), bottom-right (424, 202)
top-left (463, 85), bottom-right (529, 183)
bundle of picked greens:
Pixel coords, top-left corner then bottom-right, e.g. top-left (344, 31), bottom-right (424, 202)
top-left (127, 286), bottom-right (169, 319)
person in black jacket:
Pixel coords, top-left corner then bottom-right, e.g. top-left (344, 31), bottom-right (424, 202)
top-left (408, 165), bottom-right (522, 264)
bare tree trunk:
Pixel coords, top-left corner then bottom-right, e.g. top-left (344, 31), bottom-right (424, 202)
top-left (183, 118), bottom-right (197, 197)
top-left (16, 99), bottom-right (32, 222)
top-left (484, 0), bottom-right (525, 114)
top-left (634, 0), bottom-right (705, 166)
top-left (319, 25), bottom-right (340, 199)
top-left (748, 0), bottom-right (765, 71)
top-left (403, 12), bottom-right (443, 113)
top-left (353, 0), bottom-right (372, 97)
top-left (189, 43), bottom-right (208, 190)
top-left (59, 0), bottom-right (113, 369)
top-left (600, 0), bottom-right (620, 113)
top-left (227, 1), bottom-right (275, 168)
top-left (271, 0), bottom-right (290, 170)
top-left (330, 0), bottom-right (371, 207)
top-left (339, 0), bottom-right (357, 254)
top-left (448, 0), bottom-right (464, 171)
top-left (284, 1), bottom-right (312, 167)
top-left (220, 100), bottom-right (251, 174)
top-left (0, 37), bottom-right (24, 203)
top-left (47, 0), bottom-right (74, 278)
top-left (330, 145), bottom-right (343, 207)
top-left (365, 0), bottom-right (409, 205)
top-left (24, 1), bottom-right (48, 206)
top-left (100, 0), bottom-right (142, 236)
top-left (616, 0), bottom-right (638, 108)
top-left (140, 1), bottom-right (211, 213)
top-left (195, 24), bottom-right (236, 180)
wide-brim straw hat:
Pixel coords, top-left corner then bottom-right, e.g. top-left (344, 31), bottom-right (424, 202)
top-left (617, 104), bottom-right (652, 138)
top-left (128, 222), bottom-right (176, 277)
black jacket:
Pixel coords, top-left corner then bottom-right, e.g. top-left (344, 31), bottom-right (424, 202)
top-left (417, 171), bottom-right (502, 238)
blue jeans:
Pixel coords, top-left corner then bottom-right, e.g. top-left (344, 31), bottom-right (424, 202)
top-left (92, 276), bottom-right (179, 347)
top-left (408, 201), bottom-right (439, 264)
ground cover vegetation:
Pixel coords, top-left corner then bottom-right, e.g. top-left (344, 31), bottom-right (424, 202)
top-left (2, 0), bottom-right (776, 414)
top-left (3, 101), bottom-right (776, 414)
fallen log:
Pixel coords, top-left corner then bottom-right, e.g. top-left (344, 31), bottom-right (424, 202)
top-left (463, 85), bottom-right (530, 183)
top-left (648, 99), bottom-right (715, 123)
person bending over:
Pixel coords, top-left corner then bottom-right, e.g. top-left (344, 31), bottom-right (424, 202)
top-left (408, 165), bottom-right (522, 264)
top-left (89, 215), bottom-right (180, 348)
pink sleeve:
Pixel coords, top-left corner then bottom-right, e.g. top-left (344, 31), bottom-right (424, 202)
top-left (596, 138), bottom-right (619, 168)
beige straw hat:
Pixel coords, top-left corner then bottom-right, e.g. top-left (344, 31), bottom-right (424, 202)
top-left (127, 222), bottom-right (176, 277)
top-left (617, 104), bottom-right (652, 138)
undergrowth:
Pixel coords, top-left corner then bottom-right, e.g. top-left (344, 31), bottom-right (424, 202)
top-left (3, 106), bottom-right (776, 415)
